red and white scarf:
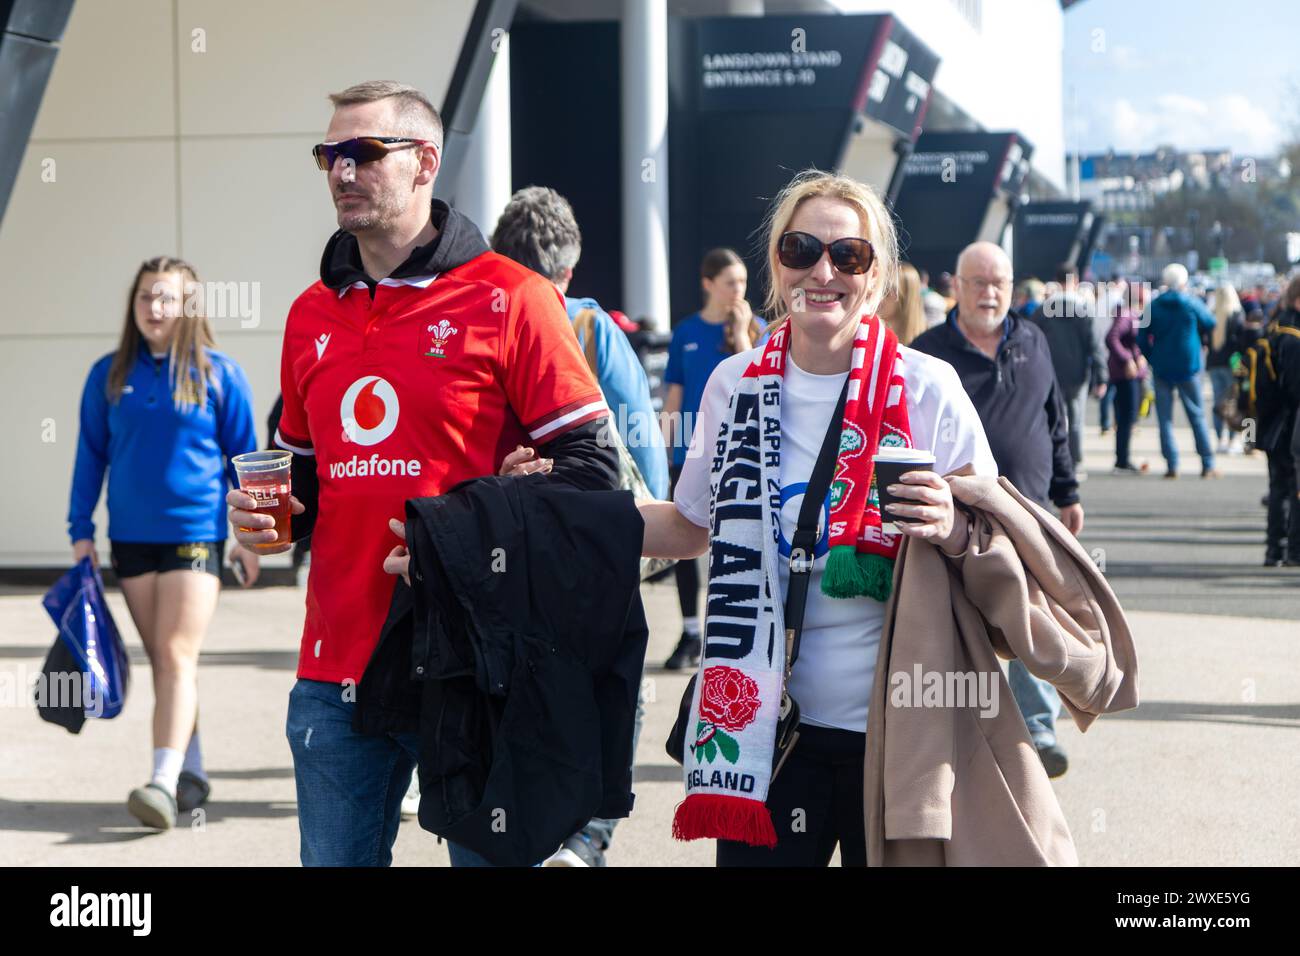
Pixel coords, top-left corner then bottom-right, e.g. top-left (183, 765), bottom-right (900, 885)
top-left (673, 313), bottom-right (913, 847)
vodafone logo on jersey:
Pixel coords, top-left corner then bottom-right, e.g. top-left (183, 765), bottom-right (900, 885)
top-left (331, 376), bottom-right (422, 480)
top-left (340, 376), bottom-right (399, 446)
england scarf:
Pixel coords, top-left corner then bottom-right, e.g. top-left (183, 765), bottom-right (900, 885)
top-left (672, 313), bottom-right (913, 847)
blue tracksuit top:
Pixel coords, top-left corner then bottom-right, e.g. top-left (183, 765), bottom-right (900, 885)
top-left (565, 296), bottom-right (669, 500)
top-left (68, 347), bottom-right (258, 543)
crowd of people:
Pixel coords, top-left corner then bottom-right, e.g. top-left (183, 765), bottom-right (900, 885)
top-left (1010, 265), bottom-right (1300, 566)
top-left (64, 80), bottom-right (1157, 867)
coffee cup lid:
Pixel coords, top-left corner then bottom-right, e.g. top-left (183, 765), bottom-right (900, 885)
top-left (872, 447), bottom-right (935, 463)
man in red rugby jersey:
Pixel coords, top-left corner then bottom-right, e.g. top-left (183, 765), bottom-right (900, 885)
top-left (228, 81), bottom-right (615, 867)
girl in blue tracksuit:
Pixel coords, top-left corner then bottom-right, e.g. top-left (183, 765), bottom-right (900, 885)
top-left (660, 248), bottom-right (763, 671)
top-left (68, 256), bottom-right (259, 830)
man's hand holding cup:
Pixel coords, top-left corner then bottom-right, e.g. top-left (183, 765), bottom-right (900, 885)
top-left (227, 487), bottom-right (304, 555)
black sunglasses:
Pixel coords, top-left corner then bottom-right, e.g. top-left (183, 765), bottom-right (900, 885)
top-left (311, 136), bottom-right (434, 171)
top-left (777, 231), bottom-right (876, 275)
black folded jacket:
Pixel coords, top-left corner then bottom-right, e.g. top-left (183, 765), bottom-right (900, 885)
top-left (354, 474), bottom-right (648, 867)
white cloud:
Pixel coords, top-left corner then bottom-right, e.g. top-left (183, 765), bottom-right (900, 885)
top-left (1081, 93), bottom-right (1283, 156)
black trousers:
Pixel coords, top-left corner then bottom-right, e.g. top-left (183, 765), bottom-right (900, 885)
top-left (716, 723), bottom-right (867, 867)
top-left (1265, 449), bottom-right (1300, 560)
top-left (669, 465), bottom-right (701, 620)
top-left (1112, 378), bottom-right (1139, 468)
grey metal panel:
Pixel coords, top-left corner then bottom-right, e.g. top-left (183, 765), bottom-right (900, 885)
top-left (0, 0), bottom-right (72, 227)
top-left (435, 0), bottom-right (519, 202)
top-left (0, 32), bottom-right (58, 225)
top-left (1, 0), bottom-right (74, 42)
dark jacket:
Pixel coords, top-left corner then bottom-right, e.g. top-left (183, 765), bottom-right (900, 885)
top-left (1292, 405), bottom-right (1300, 472)
top-left (1031, 292), bottom-right (1106, 393)
top-left (1140, 290), bottom-right (1216, 381)
top-left (1258, 310), bottom-right (1300, 453)
top-left (353, 475), bottom-right (648, 867)
top-left (911, 312), bottom-right (1079, 508)
top-left (1205, 311), bottom-right (1246, 369)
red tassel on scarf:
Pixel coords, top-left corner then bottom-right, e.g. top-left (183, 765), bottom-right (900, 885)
top-left (672, 794), bottom-right (778, 848)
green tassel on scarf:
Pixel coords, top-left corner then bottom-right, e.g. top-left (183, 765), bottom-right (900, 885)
top-left (822, 545), bottom-right (893, 602)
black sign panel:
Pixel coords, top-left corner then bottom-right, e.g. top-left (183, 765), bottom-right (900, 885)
top-left (1012, 201), bottom-right (1098, 280)
top-left (858, 16), bottom-right (938, 141)
top-left (891, 131), bottom-right (1033, 278)
top-left (668, 13), bottom-right (940, 325)
top-left (694, 14), bottom-right (880, 113)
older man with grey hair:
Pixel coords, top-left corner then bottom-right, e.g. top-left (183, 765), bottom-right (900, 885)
top-left (1139, 263), bottom-right (1219, 478)
top-left (490, 185), bottom-right (667, 502)
top-left (911, 240), bottom-right (1080, 778)
top-left (490, 185), bottom-right (664, 867)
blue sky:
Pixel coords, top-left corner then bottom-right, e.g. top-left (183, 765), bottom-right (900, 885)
top-left (1063, 0), bottom-right (1298, 157)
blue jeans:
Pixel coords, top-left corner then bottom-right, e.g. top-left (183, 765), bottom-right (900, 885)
top-left (1008, 659), bottom-right (1061, 748)
top-left (1153, 374), bottom-right (1215, 473)
top-left (285, 678), bottom-right (495, 867)
top-left (1207, 366), bottom-right (1234, 440)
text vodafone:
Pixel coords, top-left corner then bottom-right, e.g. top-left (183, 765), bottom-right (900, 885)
top-left (328, 454), bottom-right (423, 479)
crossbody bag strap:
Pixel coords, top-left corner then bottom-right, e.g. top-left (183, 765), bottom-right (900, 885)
top-left (783, 376), bottom-right (849, 678)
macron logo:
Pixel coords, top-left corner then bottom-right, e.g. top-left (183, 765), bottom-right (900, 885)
top-left (315, 333), bottom-right (331, 359)
top-left (50, 885), bottom-right (151, 936)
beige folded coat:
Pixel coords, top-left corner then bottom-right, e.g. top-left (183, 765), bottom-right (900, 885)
top-left (864, 475), bottom-right (1139, 866)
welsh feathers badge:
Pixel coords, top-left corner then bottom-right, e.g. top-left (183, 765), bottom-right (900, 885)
top-left (423, 319), bottom-right (459, 358)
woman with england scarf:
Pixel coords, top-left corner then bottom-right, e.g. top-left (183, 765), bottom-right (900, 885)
top-left (638, 170), bottom-right (998, 866)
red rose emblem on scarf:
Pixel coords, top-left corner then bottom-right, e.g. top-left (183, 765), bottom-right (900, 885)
top-left (700, 666), bottom-right (762, 732)
top-left (691, 666), bottom-right (762, 765)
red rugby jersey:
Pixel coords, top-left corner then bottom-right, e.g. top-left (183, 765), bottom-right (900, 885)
top-left (275, 253), bottom-right (607, 683)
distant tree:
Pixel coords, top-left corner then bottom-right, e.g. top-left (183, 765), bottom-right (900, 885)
top-left (1130, 77), bottom-right (1300, 271)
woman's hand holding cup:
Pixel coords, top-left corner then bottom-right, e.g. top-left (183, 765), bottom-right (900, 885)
top-left (873, 448), bottom-right (966, 553)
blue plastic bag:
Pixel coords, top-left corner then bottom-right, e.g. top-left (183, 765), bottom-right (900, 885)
top-left (41, 557), bottom-right (130, 719)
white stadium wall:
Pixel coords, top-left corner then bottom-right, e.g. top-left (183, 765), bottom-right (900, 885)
top-left (0, 0), bottom-right (477, 566)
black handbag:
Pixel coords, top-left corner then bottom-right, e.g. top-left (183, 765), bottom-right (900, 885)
top-left (665, 378), bottom-right (849, 780)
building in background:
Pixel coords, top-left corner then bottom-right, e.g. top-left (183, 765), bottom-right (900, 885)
top-left (0, 0), bottom-right (1068, 566)
top-left (1071, 146), bottom-right (1296, 280)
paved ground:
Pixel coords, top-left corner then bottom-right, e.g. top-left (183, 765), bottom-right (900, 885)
top-left (1, 409), bottom-right (1296, 866)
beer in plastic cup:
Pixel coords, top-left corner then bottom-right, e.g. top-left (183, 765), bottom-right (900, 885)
top-left (232, 451), bottom-right (292, 551)
top-left (872, 447), bottom-right (936, 532)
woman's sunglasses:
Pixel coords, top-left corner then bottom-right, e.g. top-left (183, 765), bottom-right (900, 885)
top-left (777, 231), bottom-right (875, 275)
top-left (311, 136), bottom-right (434, 171)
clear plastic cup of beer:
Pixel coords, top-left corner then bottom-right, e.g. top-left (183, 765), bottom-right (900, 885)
top-left (232, 451), bottom-right (293, 551)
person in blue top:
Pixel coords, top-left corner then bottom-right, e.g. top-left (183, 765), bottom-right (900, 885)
top-left (489, 186), bottom-right (668, 500)
top-left (68, 256), bottom-right (259, 830)
top-left (1139, 262), bottom-right (1219, 479)
top-left (661, 248), bottom-right (764, 670)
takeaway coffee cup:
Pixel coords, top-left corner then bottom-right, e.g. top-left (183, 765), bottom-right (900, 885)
top-left (872, 447), bottom-right (937, 532)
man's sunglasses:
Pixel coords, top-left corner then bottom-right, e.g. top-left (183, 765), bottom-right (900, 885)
top-left (777, 231), bottom-right (876, 275)
top-left (311, 136), bottom-right (434, 171)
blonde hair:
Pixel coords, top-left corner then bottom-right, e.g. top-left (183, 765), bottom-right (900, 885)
top-left (108, 256), bottom-right (217, 411)
top-left (888, 262), bottom-right (927, 346)
top-left (760, 169), bottom-right (899, 326)
top-left (1211, 283), bottom-right (1241, 351)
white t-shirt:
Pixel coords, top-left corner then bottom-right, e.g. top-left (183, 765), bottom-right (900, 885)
top-left (674, 345), bottom-right (998, 733)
